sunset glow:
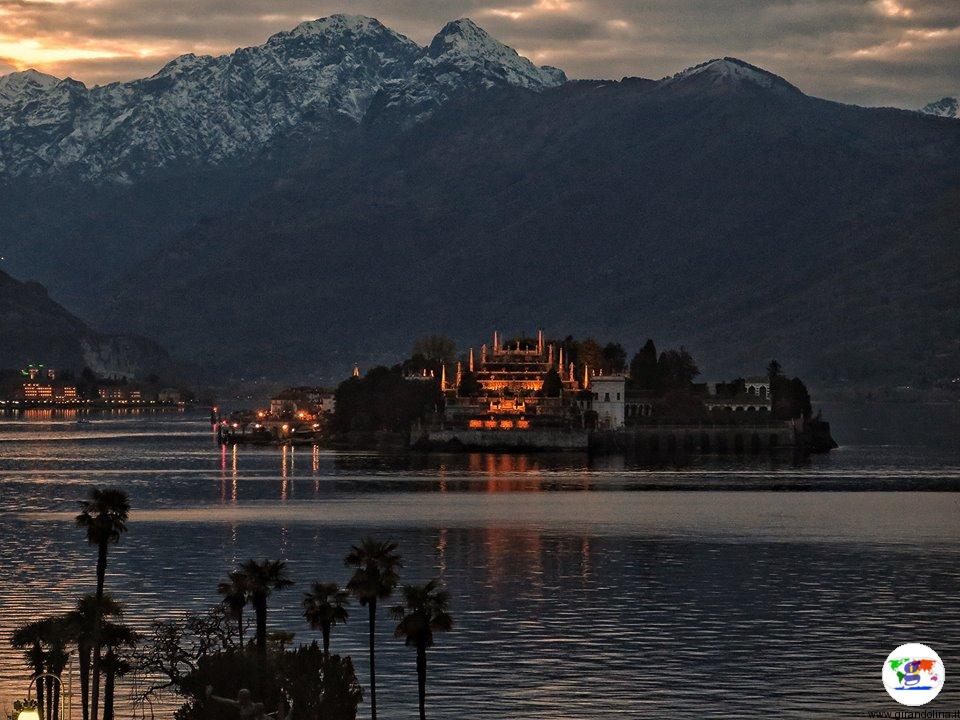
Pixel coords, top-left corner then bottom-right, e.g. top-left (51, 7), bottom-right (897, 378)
top-left (0, 1), bottom-right (956, 113)
top-left (0, 40), bottom-right (127, 68)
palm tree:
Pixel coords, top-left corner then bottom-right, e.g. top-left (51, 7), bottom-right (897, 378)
top-left (11, 619), bottom-right (49, 720)
top-left (238, 559), bottom-right (293, 654)
top-left (344, 537), bottom-right (402, 720)
top-left (11, 616), bottom-right (74, 720)
top-left (44, 627), bottom-right (70, 720)
top-left (217, 570), bottom-right (250, 648)
top-left (391, 580), bottom-right (453, 720)
top-left (302, 581), bottom-right (349, 657)
top-left (100, 622), bottom-right (136, 720)
top-left (76, 487), bottom-right (130, 720)
top-left (65, 595), bottom-right (122, 720)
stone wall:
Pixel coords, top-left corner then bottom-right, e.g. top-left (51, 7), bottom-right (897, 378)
top-left (589, 422), bottom-right (800, 454)
top-left (413, 427), bottom-right (589, 450)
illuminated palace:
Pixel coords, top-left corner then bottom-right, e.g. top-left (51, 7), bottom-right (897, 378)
top-left (440, 330), bottom-right (594, 430)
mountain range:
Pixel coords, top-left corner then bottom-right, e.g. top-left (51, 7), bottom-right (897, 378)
top-left (0, 16), bottom-right (562, 181)
top-left (0, 16), bottom-right (957, 387)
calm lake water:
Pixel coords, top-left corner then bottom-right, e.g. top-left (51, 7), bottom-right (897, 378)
top-left (0, 401), bottom-right (958, 719)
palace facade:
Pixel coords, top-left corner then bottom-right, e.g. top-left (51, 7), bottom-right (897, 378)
top-left (441, 330), bottom-right (588, 430)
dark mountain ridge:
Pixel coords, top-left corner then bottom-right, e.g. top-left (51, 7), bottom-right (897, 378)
top-left (106, 65), bottom-right (960, 386)
top-left (0, 18), bottom-right (957, 388)
top-left (0, 268), bottom-right (174, 377)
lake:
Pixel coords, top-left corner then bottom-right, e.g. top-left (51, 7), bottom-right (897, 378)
top-left (0, 401), bottom-right (958, 718)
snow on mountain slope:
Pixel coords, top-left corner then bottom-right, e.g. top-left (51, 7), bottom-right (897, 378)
top-left (373, 18), bottom-right (566, 123)
top-left (660, 57), bottom-right (800, 96)
top-left (0, 15), bottom-right (564, 182)
top-left (920, 97), bottom-right (958, 119)
top-left (0, 69), bottom-right (62, 113)
top-left (422, 19), bottom-right (564, 90)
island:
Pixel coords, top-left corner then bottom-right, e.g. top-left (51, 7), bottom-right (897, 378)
top-left (219, 329), bottom-right (836, 455)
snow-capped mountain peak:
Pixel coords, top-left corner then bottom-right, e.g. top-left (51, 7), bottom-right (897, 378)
top-left (428, 18), bottom-right (508, 58)
top-left (272, 13), bottom-right (411, 45)
top-left (920, 96), bottom-right (958, 119)
top-left (0, 69), bottom-right (63, 112)
top-left (662, 57), bottom-right (799, 95)
top-left (422, 18), bottom-right (565, 90)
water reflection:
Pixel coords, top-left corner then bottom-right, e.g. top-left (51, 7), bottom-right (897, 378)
top-left (1, 408), bottom-right (960, 718)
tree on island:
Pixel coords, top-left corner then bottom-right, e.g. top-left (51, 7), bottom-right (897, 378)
top-left (76, 487), bottom-right (130, 720)
top-left (658, 347), bottom-right (700, 390)
top-left (345, 537), bottom-right (402, 720)
top-left (629, 340), bottom-right (659, 391)
top-left (391, 580), bottom-right (453, 720)
top-left (600, 343), bottom-right (627, 374)
top-left (303, 582), bottom-right (350, 658)
top-left (577, 338), bottom-right (604, 372)
top-left (457, 369), bottom-right (481, 397)
top-left (767, 359), bottom-right (782, 381)
top-left (411, 336), bottom-right (457, 366)
top-left (539, 367), bottom-right (563, 397)
top-left (767, 360), bottom-right (812, 420)
top-left (333, 366), bottom-right (441, 434)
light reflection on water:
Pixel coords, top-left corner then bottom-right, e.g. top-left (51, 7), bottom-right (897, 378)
top-left (0, 407), bottom-right (959, 719)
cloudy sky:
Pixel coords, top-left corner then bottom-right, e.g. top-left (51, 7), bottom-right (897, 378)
top-left (0, 0), bottom-right (957, 107)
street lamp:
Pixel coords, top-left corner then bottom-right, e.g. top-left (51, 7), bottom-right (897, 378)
top-left (16, 673), bottom-right (63, 720)
top-left (13, 704), bottom-right (39, 720)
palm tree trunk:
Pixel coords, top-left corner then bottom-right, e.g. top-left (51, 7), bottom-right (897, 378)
top-left (417, 644), bottom-right (427, 720)
top-left (96, 541), bottom-right (108, 599)
top-left (322, 623), bottom-right (330, 658)
top-left (79, 644), bottom-right (90, 720)
top-left (256, 596), bottom-right (267, 654)
top-left (92, 539), bottom-right (108, 720)
top-left (102, 652), bottom-right (115, 720)
top-left (45, 677), bottom-right (53, 720)
top-left (52, 674), bottom-right (61, 720)
top-left (34, 672), bottom-right (45, 720)
top-left (91, 645), bottom-right (102, 720)
top-left (368, 600), bottom-right (377, 720)
top-left (238, 610), bottom-right (244, 649)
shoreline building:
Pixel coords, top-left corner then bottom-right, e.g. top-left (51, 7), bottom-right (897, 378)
top-left (414, 328), bottom-right (832, 452)
top-left (428, 329), bottom-right (787, 434)
top-left (587, 374), bottom-right (627, 429)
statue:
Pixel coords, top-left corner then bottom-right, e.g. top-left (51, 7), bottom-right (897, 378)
top-left (206, 686), bottom-right (293, 720)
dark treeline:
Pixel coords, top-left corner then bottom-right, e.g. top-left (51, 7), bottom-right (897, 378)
top-left (331, 335), bottom-right (814, 434)
top-left (11, 490), bottom-right (453, 720)
top-left (331, 367), bottom-right (441, 434)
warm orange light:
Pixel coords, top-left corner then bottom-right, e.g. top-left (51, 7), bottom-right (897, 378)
top-left (499, 419), bottom-right (514, 429)
top-left (469, 419), bottom-right (483, 429)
